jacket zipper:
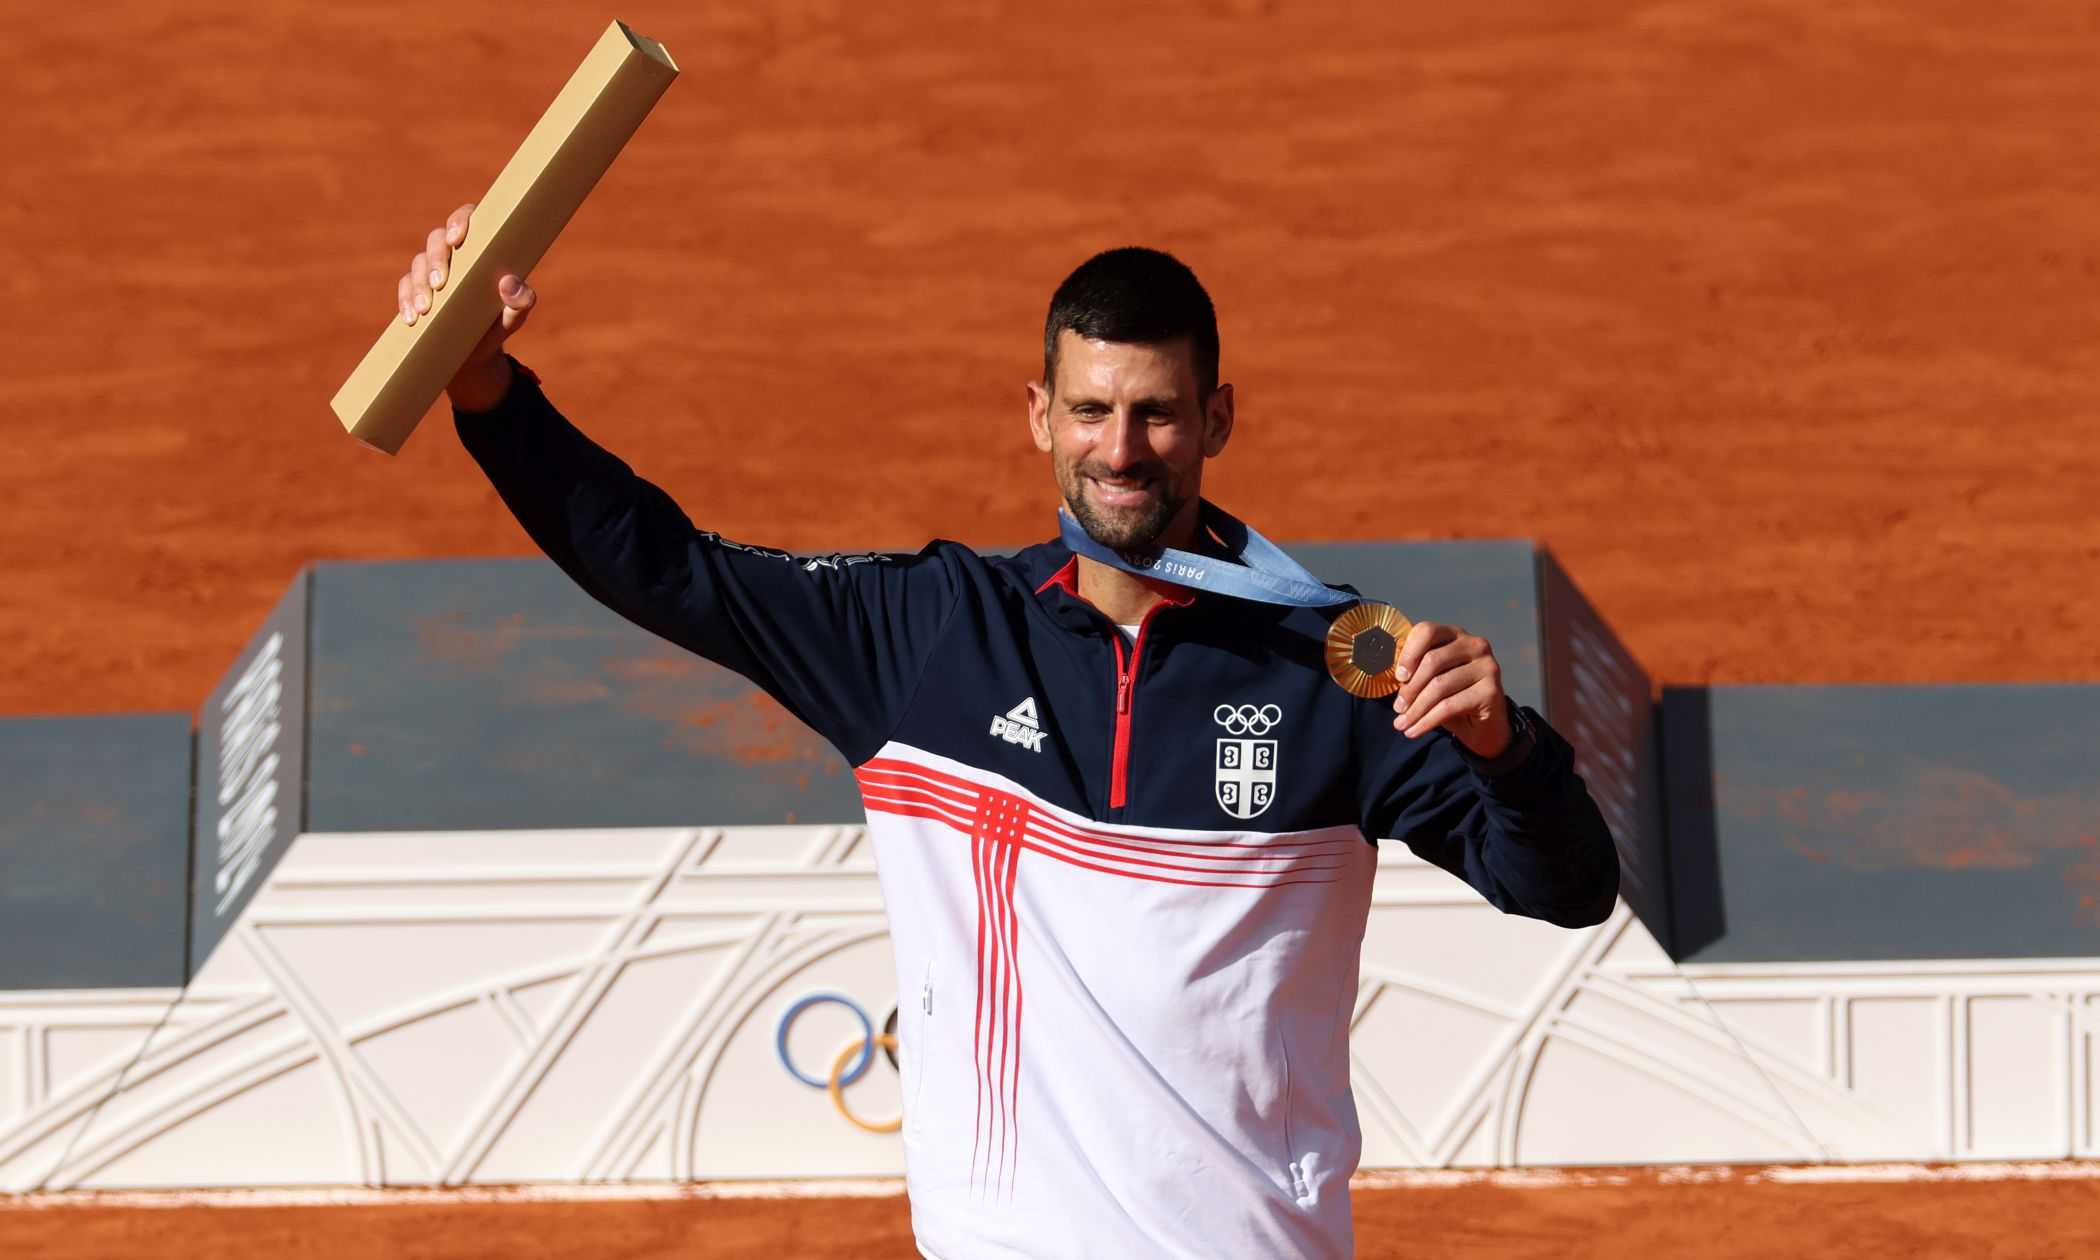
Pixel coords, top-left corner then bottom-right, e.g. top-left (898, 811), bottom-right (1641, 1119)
top-left (1109, 604), bottom-right (1167, 809)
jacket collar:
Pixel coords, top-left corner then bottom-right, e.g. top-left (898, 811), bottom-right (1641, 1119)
top-left (1022, 536), bottom-right (1201, 633)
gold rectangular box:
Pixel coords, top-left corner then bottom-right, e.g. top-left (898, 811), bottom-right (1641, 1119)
top-left (330, 21), bottom-right (678, 454)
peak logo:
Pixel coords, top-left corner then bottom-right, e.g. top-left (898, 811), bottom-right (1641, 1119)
top-left (989, 697), bottom-right (1048, 753)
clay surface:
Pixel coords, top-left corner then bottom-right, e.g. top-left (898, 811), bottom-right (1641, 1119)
top-left (7, 0), bottom-right (2098, 715)
top-left (6, 1175), bottom-right (2100, 1258)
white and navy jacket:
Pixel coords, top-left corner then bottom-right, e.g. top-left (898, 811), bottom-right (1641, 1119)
top-left (458, 363), bottom-right (1619, 1260)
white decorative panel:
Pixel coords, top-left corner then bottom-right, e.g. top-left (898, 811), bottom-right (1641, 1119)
top-left (44, 1027), bottom-right (156, 1101)
top-left (0, 1029), bottom-right (20, 1129)
top-left (355, 999), bottom-right (524, 1158)
top-left (1966, 996), bottom-right (2062, 1157)
top-left (2085, 995), bottom-right (2100, 1153)
top-left (476, 945), bottom-right (737, 1183)
top-left (1846, 996), bottom-right (1943, 1155)
top-left (1702, 999), bottom-right (1821, 1076)
top-left (6, 835), bottom-right (2100, 1189)
top-left (89, 1056), bottom-right (350, 1188)
top-left (1517, 1036), bottom-right (1799, 1166)
top-left (1353, 985), bottom-right (1510, 1148)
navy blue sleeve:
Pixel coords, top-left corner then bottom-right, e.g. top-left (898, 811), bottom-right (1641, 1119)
top-left (1356, 702), bottom-right (1620, 928)
top-left (452, 360), bottom-right (962, 766)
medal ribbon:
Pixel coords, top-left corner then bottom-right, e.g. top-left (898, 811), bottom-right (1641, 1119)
top-left (1056, 500), bottom-right (1353, 608)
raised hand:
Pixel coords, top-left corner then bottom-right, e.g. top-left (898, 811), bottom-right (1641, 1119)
top-left (394, 202), bottom-right (539, 412)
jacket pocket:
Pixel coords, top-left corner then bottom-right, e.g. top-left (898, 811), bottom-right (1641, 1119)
top-left (907, 958), bottom-right (934, 1136)
top-left (1279, 1023), bottom-right (1319, 1208)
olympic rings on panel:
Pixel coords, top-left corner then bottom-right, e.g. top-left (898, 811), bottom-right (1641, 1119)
top-left (776, 991), bottom-right (904, 1132)
top-left (1213, 703), bottom-right (1283, 736)
top-left (777, 992), bottom-right (876, 1088)
top-left (828, 1033), bottom-right (903, 1133)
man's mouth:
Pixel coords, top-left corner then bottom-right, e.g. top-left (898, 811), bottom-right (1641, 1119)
top-left (1087, 475), bottom-right (1155, 510)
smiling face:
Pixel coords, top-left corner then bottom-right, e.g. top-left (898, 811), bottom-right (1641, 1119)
top-left (1027, 330), bottom-right (1235, 556)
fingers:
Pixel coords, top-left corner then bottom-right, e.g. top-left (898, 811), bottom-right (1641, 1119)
top-left (1394, 655), bottom-right (1493, 733)
top-left (464, 274), bottom-right (535, 366)
top-left (447, 202), bottom-right (475, 248)
top-left (1393, 622), bottom-right (1462, 712)
top-left (408, 224), bottom-right (455, 322)
top-left (1391, 624), bottom-right (1502, 738)
top-left (497, 274), bottom-right (535, 333)
top-left (1397, 675), bottom-right (1503, 741)
top-left (425, 226), bottom-right (452, 291)
top-left (397, 205), bottom-right (477, 326)
top-left (405, 251), bottom-right (432, 324)
top-left (1394, 621), bottom-right (1456, 688)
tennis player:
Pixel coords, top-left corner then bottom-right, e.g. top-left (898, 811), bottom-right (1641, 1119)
top-left (396, 203), bottom-right (1618, 1259)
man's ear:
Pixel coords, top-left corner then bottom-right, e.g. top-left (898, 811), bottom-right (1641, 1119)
top-left (1202, 382), bottom-right (1235, 458)
top-left (1026, 378), bottom-right (1054, 454)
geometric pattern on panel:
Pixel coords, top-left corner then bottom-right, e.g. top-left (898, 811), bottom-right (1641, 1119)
top-left (0, 825), bottom-right (896, 1191)
top-left (5, 832), bottom-right (2100, 1190)
top-left (1351, 846), bottom-right (2100, 1168)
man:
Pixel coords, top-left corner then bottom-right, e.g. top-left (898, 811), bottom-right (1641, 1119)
top-left (395, 204), bottom-right (1618, 1258)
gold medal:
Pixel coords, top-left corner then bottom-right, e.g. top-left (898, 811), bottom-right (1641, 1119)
top-left (1325, 601), bottom-right (1413, 699)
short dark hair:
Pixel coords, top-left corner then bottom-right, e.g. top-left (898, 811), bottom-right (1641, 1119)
top-left (1043, 247), bottom-right (1220, 399)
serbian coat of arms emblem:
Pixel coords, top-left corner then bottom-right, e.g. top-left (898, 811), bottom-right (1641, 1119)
top-left (1214, 703), bottom-right (1281, 820)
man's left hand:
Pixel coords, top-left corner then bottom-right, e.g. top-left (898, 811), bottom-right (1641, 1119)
top-left (1391, 621), bottom-right (1511, 758)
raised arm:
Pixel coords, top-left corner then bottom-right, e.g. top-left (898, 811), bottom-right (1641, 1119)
top-left (390, 205), bottom-right (963, 764)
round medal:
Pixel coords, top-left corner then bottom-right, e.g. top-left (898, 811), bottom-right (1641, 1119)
top-left (1325, 601), bottom-right (1413, 699)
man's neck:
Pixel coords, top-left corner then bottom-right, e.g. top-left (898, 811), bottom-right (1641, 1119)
top-left (1076, 556), bottom-right (1172, 625)
top-left (1072, 507), bottom-right (1206, 625)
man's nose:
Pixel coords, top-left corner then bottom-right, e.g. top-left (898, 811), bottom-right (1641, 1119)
top-left (1099, 408), bottom-right (1147, 469)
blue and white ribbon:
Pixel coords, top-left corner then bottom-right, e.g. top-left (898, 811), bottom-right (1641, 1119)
top-left (1056, 501), bottom-right (1352, 608)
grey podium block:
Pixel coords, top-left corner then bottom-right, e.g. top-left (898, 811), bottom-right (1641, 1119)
top-left (303, 547), bottom-right (1563, 839)
top-left (1662, 684), bottom-right (2100, 963)
top-left (191, 572), bottom-right (309, 982)
top-left (174, 544), bottom-right (1669, 981)
top-left (304, 559), bottom-right (867, 833)
top-left (0, 713), bottom-right (193, 989)
top-left (1536, 553), bottom-right (1670, 953)
top-left (184, 558), bottom-right (879, 982)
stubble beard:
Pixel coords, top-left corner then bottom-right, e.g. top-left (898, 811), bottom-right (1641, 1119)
top-left (1061, 460), bottom-right (1185, 560)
